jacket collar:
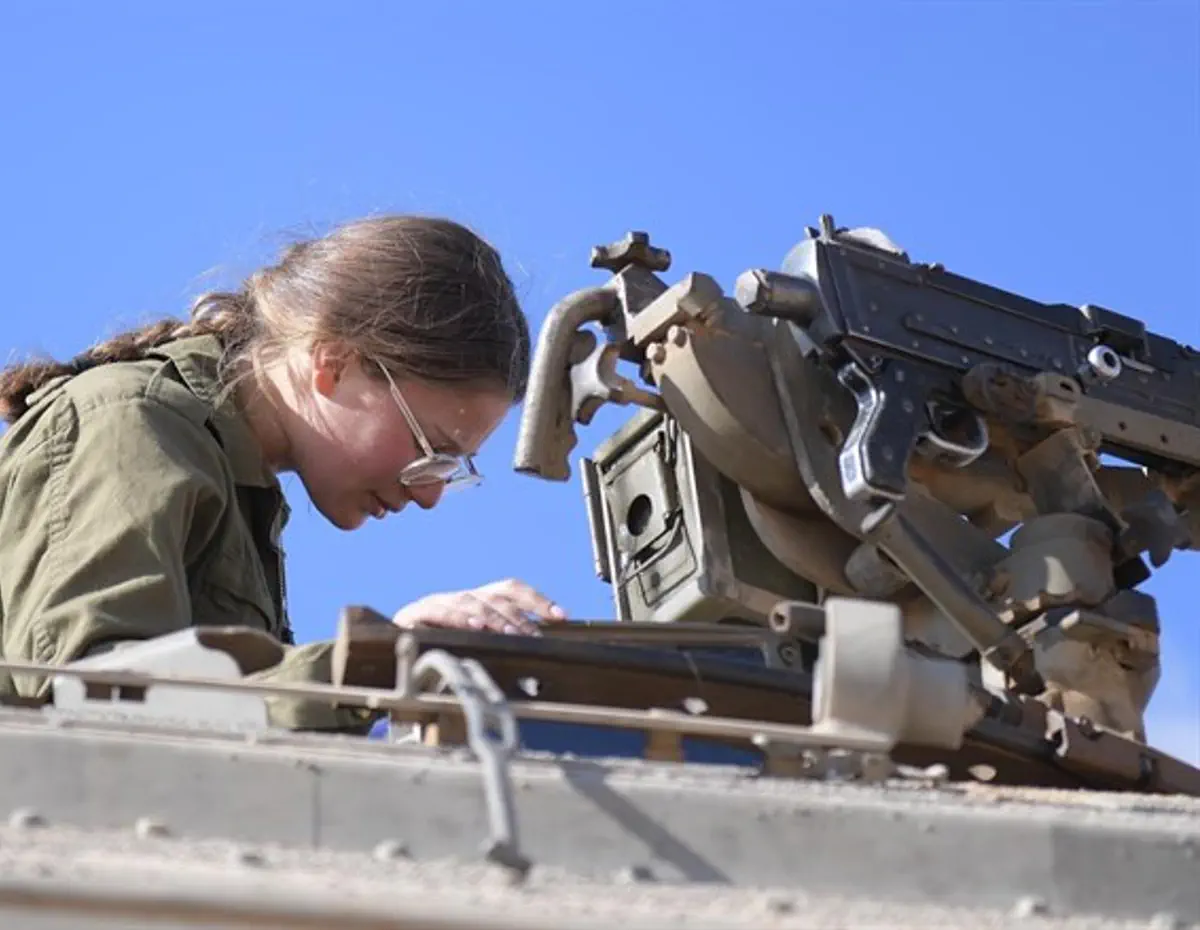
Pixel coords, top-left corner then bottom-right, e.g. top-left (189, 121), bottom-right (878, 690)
top-left (154, 335), bottom-right (279, 491)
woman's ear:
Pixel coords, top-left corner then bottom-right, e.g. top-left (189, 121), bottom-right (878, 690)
top-left (310, 342), bottom-right (351, 399)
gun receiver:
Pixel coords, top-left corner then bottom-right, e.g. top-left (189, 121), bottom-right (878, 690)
top-left (743, 214), bottom-right (1200, 506)
top-left (514, 215), bottom-right (1197, 765)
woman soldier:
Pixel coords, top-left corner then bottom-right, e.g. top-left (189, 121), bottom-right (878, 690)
top-left (0, 214), bottom-right (566, 730)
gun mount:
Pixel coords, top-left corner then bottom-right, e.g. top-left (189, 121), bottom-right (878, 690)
top-left (514, 215), bottom-right (1200, 778)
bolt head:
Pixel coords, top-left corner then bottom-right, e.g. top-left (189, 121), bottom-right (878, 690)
top-left (373, 839), bottom-right (410, 861)
top-left (676, 272), bottom-right (722, 320)
top-left (134, 817), bottom-right (170, 839)
top-left (9, 808), bottom-right (45, 829)
top-left (734, 269), bottom-right (768, 312)
top-left (228, 847), bottom-right (266, 868)
top-left (616, 864), bottom-right (656, 884)
top-left (1011, 896), bottom-right (1049, 918)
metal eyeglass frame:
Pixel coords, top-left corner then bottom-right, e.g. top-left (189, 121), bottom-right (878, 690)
top-left (375, 362), bottom-right (483, 491)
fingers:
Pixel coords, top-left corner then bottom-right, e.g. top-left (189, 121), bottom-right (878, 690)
top-left (475, 579), bottom-right (568, 624)
top-left (460, 592), bottom-right (540, 636)
top-left (391, 580), bottom-right (568, 638)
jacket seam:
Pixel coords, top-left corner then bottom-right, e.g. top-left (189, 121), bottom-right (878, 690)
top-left (34, 399), bottom-right (78, 663)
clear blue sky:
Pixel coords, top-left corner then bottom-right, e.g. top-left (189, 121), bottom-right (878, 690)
top-left (3, 2), bottom-right (1197, 763)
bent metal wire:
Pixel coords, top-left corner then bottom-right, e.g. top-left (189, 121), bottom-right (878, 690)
top-left (376, 362), bottom-right (482, 491)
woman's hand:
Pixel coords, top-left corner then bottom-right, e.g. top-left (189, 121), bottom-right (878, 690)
top-left (391, 578), bottom-right (568, 636)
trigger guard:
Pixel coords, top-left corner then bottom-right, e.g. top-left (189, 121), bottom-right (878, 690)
top-left (915, 403), bottom-right (989, 469)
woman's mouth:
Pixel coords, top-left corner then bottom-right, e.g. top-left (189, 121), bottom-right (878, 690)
top-left (370, 493), bottom-right (406, 519)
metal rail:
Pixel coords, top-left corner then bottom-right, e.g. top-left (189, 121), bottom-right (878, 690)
top-left (0, 657), bottom-right (891, 753)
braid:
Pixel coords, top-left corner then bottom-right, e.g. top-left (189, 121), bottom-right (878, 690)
top-left (0, 290), bottom-right (253, 425)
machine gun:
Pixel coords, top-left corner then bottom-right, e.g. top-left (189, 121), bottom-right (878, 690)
top-left (510, 216), bottom-right (1200, 790)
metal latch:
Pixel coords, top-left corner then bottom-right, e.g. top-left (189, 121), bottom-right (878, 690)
top-left (396, 636), bottom-right (530, 877)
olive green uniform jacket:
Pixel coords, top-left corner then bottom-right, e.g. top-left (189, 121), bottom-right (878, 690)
top-left (0, 335), bottom-right (373, 732)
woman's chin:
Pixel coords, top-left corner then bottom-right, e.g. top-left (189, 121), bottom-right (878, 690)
top-left (316, 496), bottom-right (371, 532)
top-left (310, 487), bottom-right (393, 531)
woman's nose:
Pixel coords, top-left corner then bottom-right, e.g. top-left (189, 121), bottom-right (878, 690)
top-left (410, 482), bottom-right (446, 510)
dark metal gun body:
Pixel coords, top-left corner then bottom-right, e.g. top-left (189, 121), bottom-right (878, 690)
top-left (749, 217), bottom-right (1200, 504)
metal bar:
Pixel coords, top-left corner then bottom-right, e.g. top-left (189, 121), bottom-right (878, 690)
top-left (539, 622), bottom-right (779, 648)
top-left (0, 658), bottom-right (888, 753)
top-left (861, 502), bottom-right (1045, 696)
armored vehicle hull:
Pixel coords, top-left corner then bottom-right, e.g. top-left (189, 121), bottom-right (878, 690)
top-left (1, 702), bottom-right (1198, 930)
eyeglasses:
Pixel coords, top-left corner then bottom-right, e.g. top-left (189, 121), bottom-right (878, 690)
top-left (375, 362), bottom-right (483, 491)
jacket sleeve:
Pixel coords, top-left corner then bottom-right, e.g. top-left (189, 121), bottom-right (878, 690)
top-left (248, 640), bottom-right (381, 734)
top-left (0, 394), bottom-right (231, 697)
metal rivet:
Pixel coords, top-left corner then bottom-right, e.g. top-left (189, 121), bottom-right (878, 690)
top-left (373, 839), bottom-right (410, 861)
top-left (616, 864), bottom-right (655, 883)
top-left (1011, 896), bottom-right (1049, 918)
top-left (764, 895), bottom-right (795, 915)
top-left (229, 847), bottom-right (266, 868)
top-left (9, 808), bottom-right (45, 829)
top-left (134, 817), bottom-right (170, 839)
